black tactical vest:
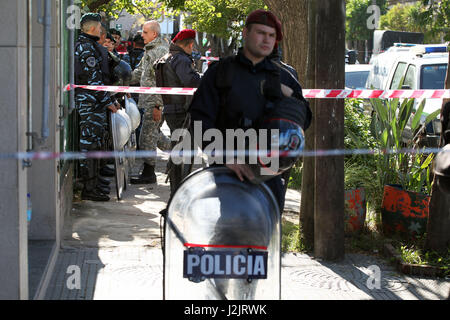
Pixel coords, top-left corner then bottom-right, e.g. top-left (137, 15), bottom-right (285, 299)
top-left (154, 52), bottom-right (189, 106)
top-left (74, 34), bottom-right (112, 85)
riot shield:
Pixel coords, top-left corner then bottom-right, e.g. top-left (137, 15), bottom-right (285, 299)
top-left (124, 97), bottom-right (140, 171)
top-left (163, 167), bottom-right (281, 300)
top-left (110, 109), bottom-right (132, 200)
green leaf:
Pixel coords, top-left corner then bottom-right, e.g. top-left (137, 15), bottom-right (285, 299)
top-left (424, 109), bottom-right (441, 125)
top-left (420, 153), bottom-right (434, 170)
top-left (381, 128), bottom-right (389, 147)
top-left (398, 99), bottom-right (415, 131)
top-left (371, 98), bottom-right (388, 124)
top-left (411, 99), bottom-right (426, 130)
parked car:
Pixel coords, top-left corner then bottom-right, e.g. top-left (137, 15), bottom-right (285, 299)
top-left (345, 64), bottom-right (372, 89)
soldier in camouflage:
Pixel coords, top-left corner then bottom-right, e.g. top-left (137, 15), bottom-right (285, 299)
top-left (75, 13), bottom-right (120, 201)
top-left (130, 21), bottom-right (171, 184)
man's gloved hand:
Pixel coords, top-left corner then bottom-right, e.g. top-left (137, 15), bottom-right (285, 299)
top-left (226, 164), bottom-right (255, 182)
top-left (153, 106), bottom-right (162, 122)
top-left (107, 103), bottom-right (118, 113)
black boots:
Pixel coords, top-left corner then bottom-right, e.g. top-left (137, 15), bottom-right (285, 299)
top-left (130, 163), bottom-right (157, 184)
top-left (80, 159), bottom-right (110, 202)
top-left (100, 165), bottom-right (115, 177)
top-left (81, 175), bottom-right (110, 201)
top-left (81, 187), bottom-right (110, 201)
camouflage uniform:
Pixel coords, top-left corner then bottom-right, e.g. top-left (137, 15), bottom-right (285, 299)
top-left (131, 37), bottom-right (171, 166)
top-left (75, 33), bottom-right (115, 189)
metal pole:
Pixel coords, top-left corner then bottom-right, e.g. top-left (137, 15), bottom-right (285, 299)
top-left (69, 0), bottom-right (75, 112)
top-left (24, 0), bottom-right (33, 168)
top-left (41, 0), bottom-right (52, 140)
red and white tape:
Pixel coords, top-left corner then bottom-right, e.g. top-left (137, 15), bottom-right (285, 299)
top-left (303, 89), bottom-right (450, 99)
top-left (65, 84), bottom-right (450, 99)
top-left (65, 84), bottom-right (197, 95)
top-left (200, 56), bottom-right (219, 61)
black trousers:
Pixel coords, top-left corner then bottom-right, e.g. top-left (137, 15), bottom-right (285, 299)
top-left (164, 112), bottom-right (192, 195)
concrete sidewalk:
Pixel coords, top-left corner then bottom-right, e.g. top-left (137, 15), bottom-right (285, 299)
top-left (44, 149), bottom-right (450, 300)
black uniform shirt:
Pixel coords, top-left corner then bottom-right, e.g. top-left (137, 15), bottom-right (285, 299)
top-left (74, 33), bottom-right (114, 109)
top-left (189, 49), bottom-right (307, 209)
top-left (190, 48), bottom-right (306, 140)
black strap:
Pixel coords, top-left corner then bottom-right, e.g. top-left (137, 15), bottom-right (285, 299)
top-left (214, 56), bottom-right (237, 130)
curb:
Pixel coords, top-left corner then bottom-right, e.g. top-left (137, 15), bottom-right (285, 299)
top-left (383, 242), bottom-right (446, 278)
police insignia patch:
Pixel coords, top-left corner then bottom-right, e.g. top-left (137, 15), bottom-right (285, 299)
top-left (86, 57), bottom-right (97, 68)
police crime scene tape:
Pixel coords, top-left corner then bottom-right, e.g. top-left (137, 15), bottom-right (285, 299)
top-left (64, 84), bottom-right (450, 99)
top-left (0, 85), bottom-right (446, 162)
top-left (1, 148), bottom-right (449, 161)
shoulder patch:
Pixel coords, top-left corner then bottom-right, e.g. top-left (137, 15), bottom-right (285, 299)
top-left (86, 56), bottom-right (97, 68)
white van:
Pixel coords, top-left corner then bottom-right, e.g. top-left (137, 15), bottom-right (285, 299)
top-left (366, 44), bottom-right (448, 147)
top-left (366, 43), bottom-right (418, 90)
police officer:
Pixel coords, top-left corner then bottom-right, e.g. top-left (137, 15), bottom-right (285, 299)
top-left (156, 29), bottom-right (202, 194)
top-left (103, 33), bottom-right (116, 52)
top-left (189, 10), bottom-right (311, 211)
top-left (98, 23), bottom-right (108, 46)
top-left (123, 33), bottom-right (146, 147)
top-left (110, 29), bottom-right (122, 58)
top-left (75, 13), bottom-right (120, 201)
top-left (122, 33), bottom-right (145, 71)
top-left (129, 21), bottom-right (172, 184)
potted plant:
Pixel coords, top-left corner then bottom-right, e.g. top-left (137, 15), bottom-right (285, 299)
top-left (370, 96), bottom-right (439, 239)
top-left (344, 99), bottom-right (378, 233)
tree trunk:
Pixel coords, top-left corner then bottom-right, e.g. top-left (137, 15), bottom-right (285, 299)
top-left (356, 40), bottom-right (365, 64)
top-left (264, 0), bottom-right (312, 250)
top-left (263, 0), bottom-right (309, 84)
top-left (300, 0), bottom-right (316, 250)
top-left (313, 0), bottom-right (345, 261)
top-left (425, 52), bottom-right (450, 254)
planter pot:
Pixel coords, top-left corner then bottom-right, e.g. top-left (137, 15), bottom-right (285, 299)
top-left (381, 185), bottom-right (429, 239)
top-left (344, 188), bottom-right (366, 234)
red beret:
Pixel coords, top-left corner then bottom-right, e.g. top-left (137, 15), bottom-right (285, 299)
top-left (173, 29), bottom-right (196, 43)
top-left (245, 9), bottom-right (283, 42)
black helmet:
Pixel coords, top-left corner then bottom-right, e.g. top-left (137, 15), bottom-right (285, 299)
top-left (113, 60), bottom-right (132, 85)
top-left (434, 144), bottom-right (450, 193)
top-left (247, 96), bottom-right (308, 184)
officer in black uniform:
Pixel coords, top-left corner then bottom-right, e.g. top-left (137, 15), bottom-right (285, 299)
top-left (189, 10), bottom-right (311, 212)
top-left (75, 13), bottom-right (120, 201)
top-left (110, 29), bottom-right (122, 58)
top-left (122, 34), bottom-right (145, 71)
top-left (155, 29), bottom-right (202, 194)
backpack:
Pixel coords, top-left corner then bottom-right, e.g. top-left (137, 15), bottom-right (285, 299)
top-left (154, 53), bottom-right (189, 107)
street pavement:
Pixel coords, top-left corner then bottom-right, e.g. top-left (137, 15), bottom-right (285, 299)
top-left (44, 124), bottom-right (450, 300)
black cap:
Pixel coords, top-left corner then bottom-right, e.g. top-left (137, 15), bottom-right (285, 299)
top-left (110, 29), bottom-right (122, 37)
top-left (133, 34), bottom-right (144, 43)
top-left (80, 13), bottom-right (101, 28)
top-left (106, 33), bottom-right (116, 43)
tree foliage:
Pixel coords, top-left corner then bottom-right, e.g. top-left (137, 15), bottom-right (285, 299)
top-left (80, 0), bottom-right (175, 20)
top-left (379, 0), bottom-right (450, 42)
top-left (346, 0), bottom-right (387, 41)
top-left (79, 0), bottom-right (266, 56)
top-left (182, 0), bottom-right (265, 40)
top-left (379, 3), bottom-right (426, 33)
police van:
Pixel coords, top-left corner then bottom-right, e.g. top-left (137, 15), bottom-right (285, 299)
top-left (366, 44), bottom-right (448, 147)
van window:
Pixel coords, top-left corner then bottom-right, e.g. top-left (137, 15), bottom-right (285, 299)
top-left (390, 62), bottom-right (407, 89)
top-left (345, 70), bottom-right (370, 89)
top-left (421, 64), bottom-right (447, 89)
top-left (403, 64), bottom-right (417, 89)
